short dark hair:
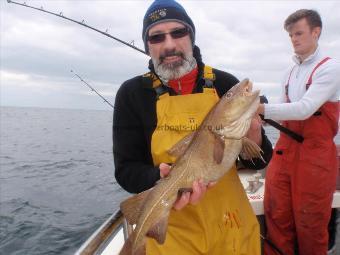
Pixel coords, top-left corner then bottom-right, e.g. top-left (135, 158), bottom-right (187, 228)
top-left (284, 9), bottom-right (322, 31)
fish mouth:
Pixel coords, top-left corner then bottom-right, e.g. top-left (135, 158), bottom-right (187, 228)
top-left (243, 80), bottom-right (253, 95)
top-left (241, 80), bottom-right (260, 100)
top-left (239, 80), bottom-right (260, 118)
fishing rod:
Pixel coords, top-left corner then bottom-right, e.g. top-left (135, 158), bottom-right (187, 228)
top-left (71, 70), bottom-right (114, 109)
top-left (7, 0), bottom-right (147, 55)
top-left (260, 96), bottom-right (304, 143)
top-left (7, 0), bottom-right (305, 143)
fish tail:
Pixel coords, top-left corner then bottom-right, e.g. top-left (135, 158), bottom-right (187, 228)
top-left (119, 235), bottom-right (133, 255)
top-left (119, 231), bottom-right (146, 255)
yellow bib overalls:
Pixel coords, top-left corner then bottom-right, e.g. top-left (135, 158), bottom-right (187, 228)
top-left (146, 66), bottom-right (260, 255)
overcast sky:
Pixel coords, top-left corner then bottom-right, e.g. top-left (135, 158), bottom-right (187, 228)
top-left (1, 0), bottom-right (340, 110)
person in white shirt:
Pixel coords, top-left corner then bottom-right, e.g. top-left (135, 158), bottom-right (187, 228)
top-left (257, 9), bottom-right (340, 255)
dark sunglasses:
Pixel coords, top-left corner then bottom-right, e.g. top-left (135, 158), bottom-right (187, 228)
top-left (147, 27), bottom-right (190, 44)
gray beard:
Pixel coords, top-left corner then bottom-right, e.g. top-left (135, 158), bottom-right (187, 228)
top-left (152, 54), bottom-right (197, 82)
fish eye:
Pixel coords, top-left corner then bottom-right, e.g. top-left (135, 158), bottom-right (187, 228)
top-left (226, 91), bottom-right (233, 98)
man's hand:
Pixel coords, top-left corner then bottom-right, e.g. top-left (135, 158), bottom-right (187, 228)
top-left (246, 114), bottom-right (263, 145)
top-left (159, 163), bottom-right (171, 178)
top-left (159, 163), bottom-right (216, 211)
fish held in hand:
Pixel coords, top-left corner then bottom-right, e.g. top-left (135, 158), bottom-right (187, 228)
top-left (119, 79), bottom-right (262, 255)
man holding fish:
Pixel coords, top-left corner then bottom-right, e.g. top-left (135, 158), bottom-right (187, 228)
top-left (113, 0), bottom-right (273, 254)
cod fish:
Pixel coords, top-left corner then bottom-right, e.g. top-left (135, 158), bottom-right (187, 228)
top-left (119, 79), bottom-right (263, 255)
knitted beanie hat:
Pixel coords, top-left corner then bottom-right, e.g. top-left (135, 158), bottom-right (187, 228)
top-left (142, 0), bottom-right (195, 53)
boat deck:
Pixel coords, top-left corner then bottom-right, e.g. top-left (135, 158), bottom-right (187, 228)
top-left (238, 169), bottom-right (340, 215)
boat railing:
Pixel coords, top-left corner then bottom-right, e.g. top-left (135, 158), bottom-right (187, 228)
top-left (75, 210), bottom-right (131, 255)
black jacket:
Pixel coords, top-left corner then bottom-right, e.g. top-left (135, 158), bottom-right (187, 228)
top-left (113, 46), bottom-right (273, 193)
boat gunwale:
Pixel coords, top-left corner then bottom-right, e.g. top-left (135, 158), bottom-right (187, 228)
top-left (75, 210), bottom-right (124, 255)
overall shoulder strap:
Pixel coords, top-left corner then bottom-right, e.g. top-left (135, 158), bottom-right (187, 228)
top-left (202, 65), bottom-right (216, 88)
top-left (285, 66), bottom-right (295, 103)
top-left (306, 57), bottom-right (331, 89)
top-left (306, 57), bottom-right (331, 116)
top-left (142, 72), bottom-right (168, 99)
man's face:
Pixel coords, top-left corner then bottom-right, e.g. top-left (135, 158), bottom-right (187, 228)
top-left (287, 18), bottom-right (320, 58)
top-left (147, 21), bottom-right (195, 80)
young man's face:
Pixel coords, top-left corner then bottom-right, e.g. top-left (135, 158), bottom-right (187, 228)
top-left (287, 18), bottom-right (321, 59)
top-left (147, 21), bottom-right (194, 79)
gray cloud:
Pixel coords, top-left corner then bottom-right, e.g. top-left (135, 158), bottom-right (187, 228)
top-left (1, 0), bottom-right (339, 109)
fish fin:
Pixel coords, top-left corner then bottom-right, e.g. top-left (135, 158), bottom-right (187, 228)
top-left (146, 216), bottom-right (169, 244)
top-left (119, 233), bottom-right (134, 255)
top-left (119, 232), bottom-right (146, 255)
top-left (240, 137), bottom-right (265, 162)
top-left (167, 131), bottom-right (196, 157)
top-left (120, 189), bottom-right (151, 225)
top-left (135, 244), bottom-right (146, 255)
top-left (213, 133), bottom-right (225, 164)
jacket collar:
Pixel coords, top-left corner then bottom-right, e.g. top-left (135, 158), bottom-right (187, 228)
top-left (292, 46), bottom-right (320, 64)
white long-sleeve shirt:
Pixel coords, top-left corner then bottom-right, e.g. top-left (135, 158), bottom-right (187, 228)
top-left (264, 47), bottom-right (340, 121)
